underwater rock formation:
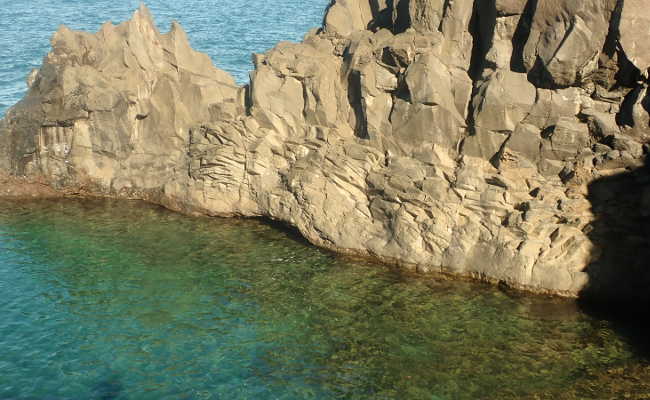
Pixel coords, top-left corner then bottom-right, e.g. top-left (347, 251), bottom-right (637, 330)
top-left (2, 1), bottom-right (650, 301)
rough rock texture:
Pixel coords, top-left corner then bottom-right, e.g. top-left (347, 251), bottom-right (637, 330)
top-left (2, 2), bottom-right (650, 302)
top-left (0, 171), bottom-right (63, 198)
top-left (0, 5), bottom-right (240, 202)
top-left (620, 0), bottom-right (650, 76)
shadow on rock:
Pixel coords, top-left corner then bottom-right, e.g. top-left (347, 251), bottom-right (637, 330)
top-left (579, 154), bottom-right (650, 357)
top-left (256, 217), bottom-right (316, 247)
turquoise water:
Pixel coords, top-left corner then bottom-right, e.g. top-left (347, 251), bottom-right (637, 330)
top-left (0, 0), bottom-right (329, 116)
top-left (0, 198), bottom-right (648, 399)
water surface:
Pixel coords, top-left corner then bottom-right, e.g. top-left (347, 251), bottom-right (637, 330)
top-left (0, 198), bottom-right (648, 399)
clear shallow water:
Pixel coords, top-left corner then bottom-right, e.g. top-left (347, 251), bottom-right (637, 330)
top-left (0, 198), bottom-right (649, 399)
top-left (0, 0), bottom-right (329, 116)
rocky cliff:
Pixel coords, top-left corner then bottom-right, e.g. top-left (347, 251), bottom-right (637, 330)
top-left (2, 1), bottom-right (650, 302)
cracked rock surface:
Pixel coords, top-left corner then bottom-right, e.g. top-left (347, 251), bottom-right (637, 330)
top-left (2, 1), bottom-right (650, 300)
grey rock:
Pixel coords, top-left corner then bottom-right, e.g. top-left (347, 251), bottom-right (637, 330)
top-left (583, 110), bottom-right (620, 140)
top-left (495, 0), bottom-right (527, 16)
top-left (522, 0), bottom-right (618, 87)
top-left (541, 117), bottom-right (591, 161)
top-left (472, 70), bottom-right (536, 133)
top-left (324, 0), bottom-right (374, 37)
top-left (1, 4), bottom-right (239, 197)
top-left (620, 0), bottom-right (650, 76)
top-left (604, 135), bottom-right (644, 159)
top-left (2, 2), bottom-right (650, 302)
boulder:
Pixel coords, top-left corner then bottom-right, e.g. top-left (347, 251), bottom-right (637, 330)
top-left (323, 0), bottom-right (374, 36)
top-left (522, 0), bottom-right (618, 87)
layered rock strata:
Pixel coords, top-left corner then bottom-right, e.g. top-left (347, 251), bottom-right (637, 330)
top-left (2, 2), bottom-right (650, 301)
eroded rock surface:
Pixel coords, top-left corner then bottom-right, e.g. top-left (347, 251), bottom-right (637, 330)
top-left (1, 5), bottom-right (241, 203)
top-left (2, 2), bottom-right (650, 301)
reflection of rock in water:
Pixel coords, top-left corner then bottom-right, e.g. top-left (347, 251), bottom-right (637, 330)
top-left (500, 285), bottom-right (582, 321)
top-left (91, 375), bottom-right (123, 400)
top-left (523, 299), bottom-right (582, 322)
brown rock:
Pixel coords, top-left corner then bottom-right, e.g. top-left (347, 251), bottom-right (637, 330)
top-left (620, 0), bottom-right (650, 76)
top-left (2, 2), bottom-right (649, 303)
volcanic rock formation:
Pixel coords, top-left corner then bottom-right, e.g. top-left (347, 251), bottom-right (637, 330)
top-left (2, 1), bottom-right (650, 301)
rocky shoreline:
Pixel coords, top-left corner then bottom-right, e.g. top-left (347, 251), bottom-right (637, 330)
top-left (0, 172), bottom-right (63, 198)
top-left (2, 1), bottom-right (650, 302)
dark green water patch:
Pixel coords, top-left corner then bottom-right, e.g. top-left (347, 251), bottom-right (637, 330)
top-left (0, 198), bottom-right (648, 399)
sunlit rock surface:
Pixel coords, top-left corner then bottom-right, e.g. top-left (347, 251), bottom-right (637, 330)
top-left (2, 1), bottom-right (650, 301)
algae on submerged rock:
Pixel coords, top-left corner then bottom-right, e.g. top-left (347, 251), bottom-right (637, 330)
top-left (0, 198), bottom-right (647, 399)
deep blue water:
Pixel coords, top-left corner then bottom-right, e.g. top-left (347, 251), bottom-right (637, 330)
top-left (0, 0), bottom-right (329, 116)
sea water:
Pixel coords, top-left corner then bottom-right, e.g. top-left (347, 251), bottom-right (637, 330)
top-left (1, 2), bottom-right (649, 399)
top-left (0, 198), bottom-right (649, 399)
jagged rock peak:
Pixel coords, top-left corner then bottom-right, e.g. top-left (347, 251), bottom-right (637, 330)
top-left (0, 3), bottom-right (241, 189)
top-left (135, 2), bottom-right (156, 25)
top-left (46, 3), bottom-right (235, 85)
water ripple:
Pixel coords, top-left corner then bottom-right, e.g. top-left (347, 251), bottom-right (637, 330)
top-left (0, 198), bottom-right (648, 399)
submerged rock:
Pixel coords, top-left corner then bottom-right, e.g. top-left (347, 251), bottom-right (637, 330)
top-left (2, 2), bottom-right (650, 302)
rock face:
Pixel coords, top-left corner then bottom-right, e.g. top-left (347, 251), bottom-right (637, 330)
top-left (2, 2), bottom-right (650, 301)
top-left (1, 5), bottom-right (240, 202)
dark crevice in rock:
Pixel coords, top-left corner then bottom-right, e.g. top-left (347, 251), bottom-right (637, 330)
top-left (540, 124), bottom-right (556, 140)
top-left (468, 0), bottom-right (496, 81)
top-left (368, 0), bottom-right (382, 20)
top-left (510, 0), bottom-right (538, 73)
top-left (464, 0), bottom-right (497, 137)
top-left (347, 69), bottom-right (370, 139)
top-left (438, 0), bottom-right (452, 32)
top-left (602, 0), bottom-right (624, 60)
top-left (243, 84), bottom-right (253, 116)
top-left (613, 49), bottom-right (639, 90)
top-left (256, 217), bottom-right (316, 247)
top-left (490, 133), bottom-right (512, 169)
top-left (380, 46), bottom-right (409, 70)
top-left (321, 0), bottom-right (336, 29)
top-left (368, 0), bottom-right (393, 30)
top-left (617, 86), bottom-right (645, 127)
top-left (597, 0), bottom-right (638, 94)
top-left (390, 0), bottom-right (411, 34)
top-left (528, 56), bottom-right (570, 90)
